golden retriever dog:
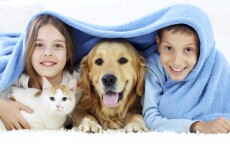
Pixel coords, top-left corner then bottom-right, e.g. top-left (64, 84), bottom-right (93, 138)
top-left (73, 39), bottom-right (148, 132)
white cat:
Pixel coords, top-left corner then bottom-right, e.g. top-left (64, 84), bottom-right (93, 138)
top-left (0, 77), bottom-right (77, 130)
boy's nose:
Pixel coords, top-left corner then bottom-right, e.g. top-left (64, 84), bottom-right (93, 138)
top-left (172, 52), bottom-right (182, 66)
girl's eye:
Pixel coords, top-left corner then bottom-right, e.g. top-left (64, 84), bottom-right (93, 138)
top-left (54, 44), bottom-right (64, 48)
top-left (62, 97), bottom-right (67, 101)
top-left (50, 97), bottom-right (55, 101)
top-left (35, 43), bottom-right (43, 48)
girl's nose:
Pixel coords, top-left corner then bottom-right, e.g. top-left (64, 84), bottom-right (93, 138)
top-left (44, 47), bottom-right (52, 56)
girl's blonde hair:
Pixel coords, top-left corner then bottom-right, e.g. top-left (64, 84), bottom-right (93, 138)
top-left (24, 14), bottom-right (76, 89)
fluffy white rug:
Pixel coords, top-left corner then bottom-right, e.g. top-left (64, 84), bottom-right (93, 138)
top-left (1, 129), bottom-right (229, 144)
top-left (0, 1), bottom-right (229, 144)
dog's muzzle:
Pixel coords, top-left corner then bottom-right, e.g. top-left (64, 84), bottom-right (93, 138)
top-left (101, 74), bottom-right (124, 107)
top-left (102, 74), bottom-right (117, 87)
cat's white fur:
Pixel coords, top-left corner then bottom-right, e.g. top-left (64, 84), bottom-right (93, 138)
top-left (0, 77), bottom-right (77, 130)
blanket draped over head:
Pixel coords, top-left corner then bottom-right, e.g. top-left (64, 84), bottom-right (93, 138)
top-left (1, 4), bottom-right (230, 121)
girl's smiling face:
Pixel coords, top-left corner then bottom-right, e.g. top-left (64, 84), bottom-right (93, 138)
top-left (32, 24), bottom-right (67, 85)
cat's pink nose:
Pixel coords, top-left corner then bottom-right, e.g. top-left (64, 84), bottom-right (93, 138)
top-left (56, 105), bottom-right (61, 108)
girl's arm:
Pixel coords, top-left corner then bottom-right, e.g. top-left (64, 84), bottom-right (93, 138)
top-left (0, 74), bottom-right (33, 130)
top-left (0, 98), bottom-right (33, 130)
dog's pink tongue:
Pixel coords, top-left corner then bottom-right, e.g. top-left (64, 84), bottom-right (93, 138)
top-left (103, 92), bottom-right (119, 107)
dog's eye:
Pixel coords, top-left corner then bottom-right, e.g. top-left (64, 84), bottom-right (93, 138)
top-left (118, 57), bottom-right (128, 64)
top-left (95, 58), bottom-right (104, 65)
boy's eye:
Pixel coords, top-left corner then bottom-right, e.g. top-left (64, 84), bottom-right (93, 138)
top-left (165, 46), bottom-right (172, 51)
top-left (185, 48), bottom-right (193, 53)
top-left (50, 97), bottom-right (55, 101)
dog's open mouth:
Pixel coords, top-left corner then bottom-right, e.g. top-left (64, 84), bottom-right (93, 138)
top-left (102, 91), bottom-right (123, 107)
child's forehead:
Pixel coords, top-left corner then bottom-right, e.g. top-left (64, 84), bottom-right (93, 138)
top-left (161, 30), bottom-right (200, 49)
top-left (162, 29), bottom-right (199, 44)
top-left (160, 24), bottom-right (198, 36)
top-left (163, 28), bottom-right (195, 35)
top-left (161, 29), bottom-right (194, 37)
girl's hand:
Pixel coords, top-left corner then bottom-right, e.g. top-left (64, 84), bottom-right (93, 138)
top-left (191, 117), bottom-right (230, 134)
top-left (0, 99), bottom-right (33, 130)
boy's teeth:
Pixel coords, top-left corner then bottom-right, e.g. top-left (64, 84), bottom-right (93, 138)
top-left (172, 68), bottom-right (183, 72)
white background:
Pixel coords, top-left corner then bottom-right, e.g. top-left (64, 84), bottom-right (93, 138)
top-left (0, 0), bottom-right (229, 61)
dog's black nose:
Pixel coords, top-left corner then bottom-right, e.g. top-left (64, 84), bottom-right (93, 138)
top-left (102, 74), bottom-right (117, 87)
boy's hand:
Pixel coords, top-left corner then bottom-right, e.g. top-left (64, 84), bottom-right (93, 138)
top-left (191, 117), bottom-right (230, 134)
top-left (0, 99), bottom-right (33, 130)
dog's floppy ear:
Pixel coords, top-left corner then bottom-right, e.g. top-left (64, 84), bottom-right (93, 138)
top-left (78, 55), bottom-right (91, 96)
top-left (136, 55), bottom-right (147, 96)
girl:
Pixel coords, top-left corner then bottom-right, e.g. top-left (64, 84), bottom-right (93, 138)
top-left (0, 14), bottom-right (80, 130)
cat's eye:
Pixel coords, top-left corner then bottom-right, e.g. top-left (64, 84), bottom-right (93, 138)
top-left (50, 97), bottom-right (55, 101)
top-left (62, 97), bottom-right (67, 101)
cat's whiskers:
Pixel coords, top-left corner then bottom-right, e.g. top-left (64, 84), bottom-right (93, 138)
top-left (0, 78), bottom-right (77, 130)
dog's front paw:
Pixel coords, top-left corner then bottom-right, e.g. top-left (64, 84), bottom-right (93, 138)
top-left (78, 117), bottom-right (103, 133)
top-left (124, 123), bottom-right (149, 133)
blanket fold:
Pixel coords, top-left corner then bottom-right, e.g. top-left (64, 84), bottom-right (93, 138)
top-left (1, 3), bottom-right (230, 122)
top-left (0, 33), bottom-right (25, 92)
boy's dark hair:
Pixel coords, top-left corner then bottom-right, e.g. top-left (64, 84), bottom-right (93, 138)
top-left (158, 24), bottom-right (199, 45)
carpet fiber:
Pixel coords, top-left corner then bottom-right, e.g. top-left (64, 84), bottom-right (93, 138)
top-left (1, 129), bottom-right (229, 144)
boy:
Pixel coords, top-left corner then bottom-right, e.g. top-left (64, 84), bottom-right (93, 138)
top-left (142, 24), bottom-right (230, 133)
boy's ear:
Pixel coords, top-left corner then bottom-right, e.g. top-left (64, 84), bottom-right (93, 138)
top-left (156, 35), bottom-right (160, 45)
top-left (156, 35), bottom-right (161, 53)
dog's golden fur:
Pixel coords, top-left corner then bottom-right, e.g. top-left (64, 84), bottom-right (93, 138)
top-left (73, 39), bottom-right (148, 132)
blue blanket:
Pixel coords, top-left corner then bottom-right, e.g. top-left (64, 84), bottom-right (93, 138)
top-left (1, 3), bottom-right (230, 121)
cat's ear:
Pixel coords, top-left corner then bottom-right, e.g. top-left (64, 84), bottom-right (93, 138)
top-left (68, 79), bottom-right (76, 92)
top-left (42, 77), bottom-right (51, 90)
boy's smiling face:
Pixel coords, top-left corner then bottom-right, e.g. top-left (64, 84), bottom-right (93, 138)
top-left (157, 29), bottom-right (199, 81)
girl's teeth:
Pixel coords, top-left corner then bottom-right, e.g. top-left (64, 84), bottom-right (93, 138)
top-left (43, 62), bottom-right (54, 66)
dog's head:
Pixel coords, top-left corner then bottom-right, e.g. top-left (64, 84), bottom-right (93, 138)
top-left (79, 40), bottom-right (146, 109)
